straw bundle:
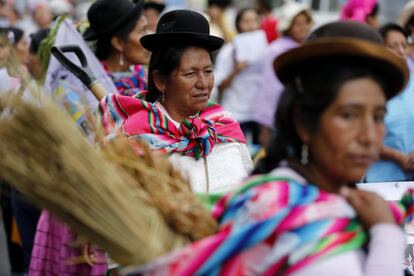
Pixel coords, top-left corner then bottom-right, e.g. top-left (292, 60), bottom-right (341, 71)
top-left (0, 97), bottom-right (217, 265)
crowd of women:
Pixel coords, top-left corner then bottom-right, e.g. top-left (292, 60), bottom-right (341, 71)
top-left (2, 0), bottom-right (414, 275)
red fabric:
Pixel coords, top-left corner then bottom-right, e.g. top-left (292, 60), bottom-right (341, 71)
top-left (261, 16), bottom-right (279, 43)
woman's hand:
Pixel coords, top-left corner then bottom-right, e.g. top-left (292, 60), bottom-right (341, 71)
top-left (405, 151), bottom-right (414, 171)
top-left (340, 186), bottom-right (395, 228)
top-left (66, 242), bottom-right (105, 266)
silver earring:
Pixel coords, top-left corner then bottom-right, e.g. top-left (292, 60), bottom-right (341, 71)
top-left (301, 144), bottom-right (309, 165)
top-left (160, 92), bottom-right (165, 103)
top-left (119, 51), bottom-right (124, 66)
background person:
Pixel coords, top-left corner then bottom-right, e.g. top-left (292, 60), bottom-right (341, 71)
top-left (214, 7), bottom-right (264, 148)
top-left (365, 23), bottom-right (414, 183)
top-left (143, 0), bottom-right (165, 33)
top-left (253, 0), bottom-right (313, 148)
top-left (84, 0), bottom-right (150, 97)
top-left (100, 9), bottom-right (253, 193)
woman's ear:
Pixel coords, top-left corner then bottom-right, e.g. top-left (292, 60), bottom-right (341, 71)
top-left (152, 71), bottom-right (166, 93)
top-left (110, 36), bottom-right (124, 52)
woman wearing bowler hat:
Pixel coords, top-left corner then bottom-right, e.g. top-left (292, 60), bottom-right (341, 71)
top-left (129, 21), bottom-right (411, 275)
top-left (84, 0), bottom-right (150, 97)
top-left (100, 9), bottom-right (253, 193)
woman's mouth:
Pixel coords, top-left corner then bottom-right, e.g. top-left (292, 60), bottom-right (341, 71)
top-left (192, 93), bottom-right (209, 101)
top-left (351, 154), bottom-right (375, 166)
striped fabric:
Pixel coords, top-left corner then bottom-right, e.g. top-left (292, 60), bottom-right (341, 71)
top-left (99, 95), bottom-right (246, 160)
top-left (101, 62), bottom-right (147, 97)
top-left (132, 174), bottom-right (413, 275)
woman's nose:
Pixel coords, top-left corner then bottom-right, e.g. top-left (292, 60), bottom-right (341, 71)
top-left (196, 74), bottom-right (209, 89)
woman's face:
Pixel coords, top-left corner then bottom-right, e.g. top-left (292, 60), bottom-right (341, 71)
top-left (304, 77), bottom-right (386, 189)
top-left (123, 15), bottom-right (151, 65)
top-left (15, 36), bottom-right (30, 65)
top-left (288, 12), bottom-right (311, 44)
top-left (384, 30), bottom-right (409, 58)
top-left (162, 47), bottom-right (214, 121)
top-left (144, 8), bottom-right (160, 33)
top-left (237, 9), bottom-right (261, 33)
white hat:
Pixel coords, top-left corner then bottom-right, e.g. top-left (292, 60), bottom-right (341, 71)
top-left (274, 0), bottom-right (312, 33)
top-left (398, 0), bottom-right (414, 29)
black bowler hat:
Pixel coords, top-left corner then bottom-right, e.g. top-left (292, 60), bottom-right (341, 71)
top-left (140, 9), bottom-right (224, 52)
top-left (84, 0), bottom-right (144, 41)
top-left (275, 21), bottom-right (409, 99)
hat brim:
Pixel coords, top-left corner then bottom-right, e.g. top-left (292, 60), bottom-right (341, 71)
top-left (83, 0), bottom-right (144, 41)
top-left (140, 32), bottom-right (224, 52)
top-left (274, 38), bottom-right (409, 99)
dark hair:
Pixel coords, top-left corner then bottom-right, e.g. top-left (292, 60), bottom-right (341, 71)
top-left (208, 0), bottom-right (232, 8)
top-left (368, 3), bottom-right (379, 18)
top-left (235, 7), bottom-right (259, 33)
top-left (95, 12), bottom-right (142, 60)
top-left (7, 26), bottom-right (24, 45)
top-left (255, 0), bottom-right (273, 12)
top-left (253, 63), bottom-right (390, 174)
top-left (146, 45), bottom-right (213, 102)
top-left (379, 23), bottom-right (408, 40)
top-left (405, 13), bottom-right (414, 34)
top-left (29, 28), bottom-right (50, 54)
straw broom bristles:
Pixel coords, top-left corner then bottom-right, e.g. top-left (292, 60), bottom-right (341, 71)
top-left (0, 96), bottom-right (217, 265)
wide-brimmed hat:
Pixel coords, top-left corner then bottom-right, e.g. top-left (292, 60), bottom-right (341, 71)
top-left (144, 1), bottom-right (166, 13)
top-left (275, 0), bottom-right (312, 33)
top-left (398, 0), bottom-right (414, 29)
top-left (140, 9), bottom-right (224, 52)
top-left (274, 21), bottom-right (409, 99)
top-left (84, 0), bottom-right (144, 41)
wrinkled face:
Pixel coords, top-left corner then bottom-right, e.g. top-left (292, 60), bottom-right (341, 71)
top-left (304, 77), bottom-right (386, 187)
top-left (237, 9), bottom-right (261, 33)
top-left (123, 15), bottom-right (151, 65)
top-left (163, 47), bottom-right (214, 120)
top-left (384, 30), bottom-right (409, 58)
top-left (288, 12), bottom-right (311, 44)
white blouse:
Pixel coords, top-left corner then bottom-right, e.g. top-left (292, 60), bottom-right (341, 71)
top-left (156, 102), bottom-right (253, 193)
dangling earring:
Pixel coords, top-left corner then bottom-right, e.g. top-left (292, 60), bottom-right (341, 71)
top-left (160, 92), bottom-right (165, 103)
top-left (301, 144), bottom-right (309, 165)
top-left (119, 51), bottom-right (124, 66)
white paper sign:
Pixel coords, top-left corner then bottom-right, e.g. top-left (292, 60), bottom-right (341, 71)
top-left (232, 30), bottom-right (268, 64)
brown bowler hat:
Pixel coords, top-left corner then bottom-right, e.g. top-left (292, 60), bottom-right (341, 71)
top-left (274, 21), bottom-right (409, 99)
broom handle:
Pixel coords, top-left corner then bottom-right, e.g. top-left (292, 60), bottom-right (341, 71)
top-left (89, 82), bottom-right (107, 101)
top-left (51, 45), bottom-right (108, 101)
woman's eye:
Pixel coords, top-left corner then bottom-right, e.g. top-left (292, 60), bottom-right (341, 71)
top-left (341, 112), bottom-right (357, 120)
top-left (185, 72), bottom-right (195, 77)
top-left (374, 113), bottom-right (385, 123)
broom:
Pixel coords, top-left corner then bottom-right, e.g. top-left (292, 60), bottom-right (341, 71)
top-left (0, 95), bottom-right (217, 266)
